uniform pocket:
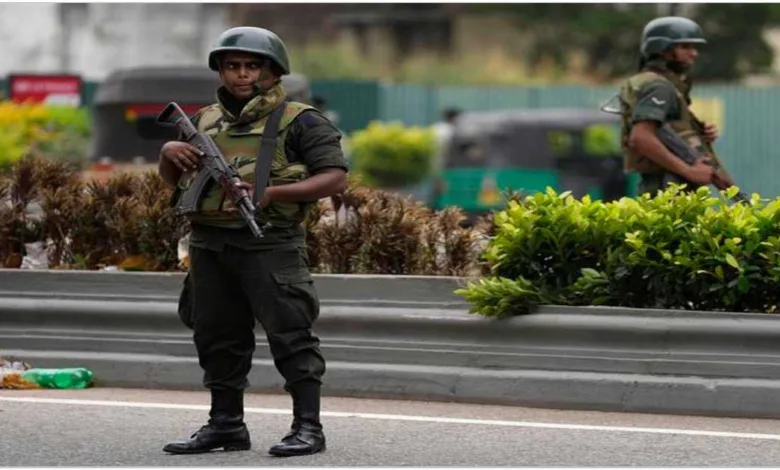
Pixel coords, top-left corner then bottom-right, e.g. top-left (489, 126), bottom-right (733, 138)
top-left (270, 267), bottom-right (320, 328)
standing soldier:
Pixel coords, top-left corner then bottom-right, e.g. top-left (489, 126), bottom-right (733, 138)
top-left (617, 16), bottom-right (738, 196)
top-left (158, 26), bottom-right (348, 457)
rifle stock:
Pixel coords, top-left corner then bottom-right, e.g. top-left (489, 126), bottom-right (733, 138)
top-left (156, 102), bottom-right (265, 238)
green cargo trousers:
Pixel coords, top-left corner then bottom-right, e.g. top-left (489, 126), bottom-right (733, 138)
top-left (185, 243), bottom-right (326, 392)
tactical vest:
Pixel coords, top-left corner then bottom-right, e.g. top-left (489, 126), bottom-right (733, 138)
top-left (619, 71), bottom-right (705, 174)
top-left (177, 101), bottom-right (316, 229)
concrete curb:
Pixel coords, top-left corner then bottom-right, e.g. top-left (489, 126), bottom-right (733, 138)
top-left (0, 268), bottom-right (472, 309)
top-left (3, 269), bottom-right (780, 418)
top-left (5, 348), bottom-right (780, 419)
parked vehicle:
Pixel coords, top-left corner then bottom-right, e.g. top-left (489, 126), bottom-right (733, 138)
top-left (88, 66), bottom-right (312, 164)
top-left (431, 108), bottom-right (636, 219)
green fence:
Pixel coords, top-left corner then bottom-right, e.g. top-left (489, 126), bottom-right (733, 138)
top-left (315, 81), bottom-right (780, 199)
top-left (3, 75), bottom-right (780, 198)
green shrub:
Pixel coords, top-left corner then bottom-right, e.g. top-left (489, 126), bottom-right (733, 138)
top-left (582, 124), bottom-right (621, 156)
top-left (0, 102), bottom-right (91, 170)
top-left (348, 121), bottom-right (437, 188)
top-left (457, 185), bottom-right (780, 316)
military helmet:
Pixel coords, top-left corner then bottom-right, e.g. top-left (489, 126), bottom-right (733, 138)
top-left (640, 16), bottom-right (706, 58)
top-left (208, 27), bottom-right (291, 75)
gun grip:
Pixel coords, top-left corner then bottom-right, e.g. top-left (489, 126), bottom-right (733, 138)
top-left (156, 102), bottom-right (182, 126)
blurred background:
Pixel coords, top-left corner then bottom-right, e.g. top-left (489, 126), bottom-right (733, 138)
top-left (2, 2), bottom-right (780, 221)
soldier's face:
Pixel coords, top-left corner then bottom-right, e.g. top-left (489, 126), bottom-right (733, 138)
top-left (668, 43), bottom-right (699, 69)
top-left (219, 52), bottom-right (270, 99)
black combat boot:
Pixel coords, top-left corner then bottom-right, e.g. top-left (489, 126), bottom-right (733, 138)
top-left (163, 389), bottom-right (251, 454)
top-left (268, 384), bottom-right (326, 457)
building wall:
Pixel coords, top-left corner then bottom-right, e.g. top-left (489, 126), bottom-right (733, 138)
top-left (0, 3), bottom-right (63, 75)
top-left (0, 3), bottom-right (230, 81)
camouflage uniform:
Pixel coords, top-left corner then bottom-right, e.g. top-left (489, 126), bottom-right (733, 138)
top-left (164, 27), bottom-right (347, 458)
top-left (619, 17), bottom-right (709, 195)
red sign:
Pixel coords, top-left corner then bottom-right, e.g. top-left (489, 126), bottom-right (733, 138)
top-left (8, 74), bottom-right (83, 107)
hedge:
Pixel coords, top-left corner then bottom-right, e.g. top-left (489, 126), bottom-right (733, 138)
top-left (457, 185), bottom-right (780, 316)
top-left (0, 155), bottom-right (488, 275)
top-left (6, 154), bottom-right (774, 317)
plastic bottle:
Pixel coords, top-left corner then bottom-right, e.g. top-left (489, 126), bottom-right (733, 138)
top-left (19, 368), bottom-right (94, 389)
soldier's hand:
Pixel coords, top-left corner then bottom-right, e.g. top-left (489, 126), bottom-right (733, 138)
top-left (234, 181), bottom-right (252, 192)
top-left (712, 170), bottom-right (736, 189)
top-left (161, 141), bottom-right (204, 172)
top-left (702, 122), bottom-right (719, 143)
top-left (684, 159), bottom-right (715, 186)
top-left (233, 181), bottom-right (275, 210)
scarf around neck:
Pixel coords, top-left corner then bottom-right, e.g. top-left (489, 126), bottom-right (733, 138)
top-left (216, 82), bottom-right (287, 125)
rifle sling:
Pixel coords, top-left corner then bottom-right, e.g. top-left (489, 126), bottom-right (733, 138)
top-left (253, 102), bottom-right (287, 205)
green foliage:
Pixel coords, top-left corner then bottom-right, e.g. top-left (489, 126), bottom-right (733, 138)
top-left (0, 102), bottom-right (92, 170)
top-left (457, 185), bottom-right (780, 317)
top-left (33, 105), bottom-right (92, 166)
top-left (348, 121), bottom-right (437, 188)
top-left (583, 124), bottom-right (621, 156)
top-left (0, 127), bottom-right (27, 170)
top-left (456, 276), bottom-right (556, 316)
top-left (549, 125), bottom-right (621, 158)
top-left (472, 4), bottom-right (780, 81)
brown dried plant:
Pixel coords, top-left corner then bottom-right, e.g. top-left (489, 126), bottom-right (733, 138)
top-left (302, 197), bottom-right (329, 271)
top-left (129, 172), bottom-right (188, 271)
top-left (3, 157), bottom-right (39, 265)
top-left (0, 177), bottom-right (19, 267)
top-left (38, 180), bottom-right (86, 267)
top-left (2, 156), bottom-right (490, 275)
top-left (354, 189), bottom-right (427, 274)
top-left (307, 175), bottom-right (488, 276)
top-left (422, 207), bottom-right (484, 277)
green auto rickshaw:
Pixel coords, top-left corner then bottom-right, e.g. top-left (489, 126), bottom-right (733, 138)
top-left (431, 108), bottom-right (636, 219)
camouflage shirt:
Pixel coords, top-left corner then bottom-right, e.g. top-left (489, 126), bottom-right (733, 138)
top-left (186, 88), bottom-right (349, 252)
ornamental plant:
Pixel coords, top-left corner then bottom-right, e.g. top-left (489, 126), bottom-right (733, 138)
top-left (0, 101), bottom-right (91, 169)
top-left (457, 185), bottom-right (780, 316)
top-left (348, 120), bottom-right (437, 188)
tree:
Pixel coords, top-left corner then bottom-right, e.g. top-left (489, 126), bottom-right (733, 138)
top-left (471, 4), bottom-right (780, 82)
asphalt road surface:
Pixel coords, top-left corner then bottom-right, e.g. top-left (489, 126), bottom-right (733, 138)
top-left (2, 388), bottom-right (780, 467)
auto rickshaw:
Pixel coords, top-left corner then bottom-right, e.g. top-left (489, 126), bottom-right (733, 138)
top-left (88, 66), bottom-right (312, 164)
top-left (430, 108), bottom-right (636, 218)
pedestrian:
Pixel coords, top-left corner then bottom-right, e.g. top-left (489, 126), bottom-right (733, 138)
top-left (157, 26), bottom-right (348, 457)
top-left (617, 16), bottom-right (736, 195)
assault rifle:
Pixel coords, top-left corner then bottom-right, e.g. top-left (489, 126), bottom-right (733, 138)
top-left (657, 124), bottom-right (749, 203)
top-left (600, 94), bottom-right (750, 203)
top-left (157, 102), bottom-right (264, 238)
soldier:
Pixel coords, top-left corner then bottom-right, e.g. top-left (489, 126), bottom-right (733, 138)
top-left (158, 26), bottom-right (348, 457)
top-left (618, 16), bottom-right (737, 196)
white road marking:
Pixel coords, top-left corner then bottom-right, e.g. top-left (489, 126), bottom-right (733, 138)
top-left (0, 396), bottom-right (778, 441)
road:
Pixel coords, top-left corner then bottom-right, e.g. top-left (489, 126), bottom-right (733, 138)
top-left (2, 388), bottom-right (780, 466)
